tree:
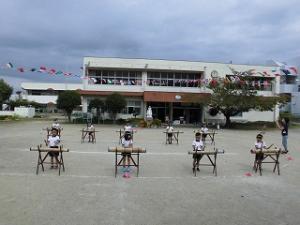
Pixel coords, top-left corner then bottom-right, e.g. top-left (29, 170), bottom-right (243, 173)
top-left (57, 90), bottom-right (81, 122)
top-left (0, 79), bottom-right (13, 110)
top-left (207, 77), bottom-right (288, 128)
top-left (88, 98), bottom-right (104, 123)
top-left (105, 92), bottom-right (126, 122)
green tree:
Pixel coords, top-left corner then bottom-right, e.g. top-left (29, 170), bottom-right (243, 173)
top-left (105, 92), bottom-right (126, 122)
top-left (0, 79), bottom-right (13, 110)
top-left (207, 77), bottom-right (288, 128)
top-left (57, 90), bottom-right (81, 122)
top-left (88, 98), bottom-right (104, 123)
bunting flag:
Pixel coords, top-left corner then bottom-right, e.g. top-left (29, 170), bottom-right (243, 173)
top-left (49, 69), bottom-right (56, 75)
top-left (39, 66), bottom-right (47, 73)
top-left (63, 72), bottom-right (72, 76)
top-left (18, 68), bottom-right (25, 72)
top-left (6, 62), bottom-right (14, 68)
top-left (1, 62), bottom-right (82, 79)
top-left (274, 61), bottom-right (298, 75)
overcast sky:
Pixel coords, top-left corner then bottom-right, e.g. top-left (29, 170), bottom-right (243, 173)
top-left (1, 0), bottom-right (300, 90)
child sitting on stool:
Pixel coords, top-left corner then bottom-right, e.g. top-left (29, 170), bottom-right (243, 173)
top-left (47, 128), bottom-right (60, 169)
top-left (121, 132), bottom-right (133, 176)
top-left (251, 133), bottom-right (267, 170)
top-left (51, 118), bottom-right (62, 136)
top-left (200, 123), bottom-right (208, 142)
top-left (87, 122), bottom-right (95, 142)
top-left (166, 122), bottom-right (174, 144)
top-left (192, 132), bottom-right (204, 172)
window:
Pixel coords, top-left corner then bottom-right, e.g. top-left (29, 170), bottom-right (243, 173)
top-left (147, 71), bottom-right (202, 87)
top-left (87, 70), bottom-right (142, 86)
top-left (122, 101), bottom-right (142, 114)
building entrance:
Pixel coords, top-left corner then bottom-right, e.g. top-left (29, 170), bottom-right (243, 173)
top-left (147, 102), bottom-right (202, 124)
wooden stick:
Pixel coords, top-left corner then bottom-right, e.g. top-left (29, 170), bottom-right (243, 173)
top-left (108, 147), bottom-right (146, 153)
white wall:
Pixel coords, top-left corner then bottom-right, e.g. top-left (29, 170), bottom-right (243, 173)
top-left (0, 111), bottom-right (14, 116)
top-left (14, 107), bottom-right (35, 118)
top-left (23, 95), bottom-right (58, 104)
top-left (205, 109), bottom-right (278, 123)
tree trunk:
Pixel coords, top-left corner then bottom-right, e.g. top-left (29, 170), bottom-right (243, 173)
top-left (225, 114), bottom-right (231, 128)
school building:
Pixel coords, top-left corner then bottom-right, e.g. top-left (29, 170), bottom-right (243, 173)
top-left (21, 57), bottom-right (292, 123)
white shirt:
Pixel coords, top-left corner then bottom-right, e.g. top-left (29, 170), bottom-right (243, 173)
top-left (87, 125), bottom-right (95, 131)
top-left (52, 122), bottom-right (61, 129)
top-left (124, 125), bottom-right (132, 132)
top-left (201, 127), bottom-right (208, 133)
top-left (192, 140), bottom-right (204, 151)
top-left (255, 141), bottom-right (266, 149)
top-left (166, 126), bottom-right (174, 133)
top-left (122, 138), bottom-right (133, 148)
top-left (48, 136), bottom-right (60, 147)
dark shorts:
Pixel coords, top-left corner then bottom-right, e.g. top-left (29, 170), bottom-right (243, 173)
top-left (121, 152), bottom-right (131, 157)
top-left (167, 133), bottom-right (173, 138)
top-left (193, 152), bottom-right (203, 160)
top-left (255, 153), bottom-right (264, 161)
top-left (49, 146), bottom-right (59, 157)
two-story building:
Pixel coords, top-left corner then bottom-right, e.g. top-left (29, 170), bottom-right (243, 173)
top-left (79, 57), bottom-right (280, 123)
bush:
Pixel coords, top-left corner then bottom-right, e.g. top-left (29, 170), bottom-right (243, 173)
top-left (116, 118), bottom-right (126, 125)
top-left (0, 115), bottom-right (20, 121)
top-left (152, 118), bottom-right (162, 127)
top-left (139, 119), bottom-right (147, 128)
top-left (128, 118), bottom-right (144, 126)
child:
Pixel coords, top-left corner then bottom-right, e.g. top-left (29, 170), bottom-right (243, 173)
top-left (192, 132), bottom-right (204, 171)
top-left (166, 122), bottom-right (174, 144)
top-left (47, 128), bottom-right (60, 168)
top-left (251, 133), bottom-right (267, 170)
top-left (200, 123), bottom-right (208, 141)
top-left (51, 118), bottom-right (61, 136)
top-left (124, 123), bottom-right (133, 132)
top-left (121, 132), bottom-right (133, 177)
top-left (87, 122), bottom-right (95, 142)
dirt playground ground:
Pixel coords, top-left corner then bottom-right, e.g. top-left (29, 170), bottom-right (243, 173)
top-left (0, 120), bottom-right (299, 225)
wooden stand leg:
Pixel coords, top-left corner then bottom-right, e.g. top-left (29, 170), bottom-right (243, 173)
top-left (36, 151), bottom-right (42, 175)
top-left (213, 153), bottom-right (217, 176)
top-left (258, 160), bottom-right (262, 176)
top-left (115, 152), bottom-right (118, 177)
top-left (137, 153), bottom-right (140, 177)
top-left (273, 153), bottom-right (280, 175)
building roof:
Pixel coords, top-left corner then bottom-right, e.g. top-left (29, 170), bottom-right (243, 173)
top-left (83, 57), bottom-right (278, 77)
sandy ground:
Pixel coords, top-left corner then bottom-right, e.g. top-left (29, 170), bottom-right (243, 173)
top-left (0, 120), bottom-right (299, 225)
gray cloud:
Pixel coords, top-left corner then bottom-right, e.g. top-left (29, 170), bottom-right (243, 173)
top-left (1, 0), bottom-right (300, 88)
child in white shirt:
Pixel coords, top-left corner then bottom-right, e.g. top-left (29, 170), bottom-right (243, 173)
top-left (51, 119), bottom-right (61, 136)
top-left (47, 128), bottom-right (60, 168)
top-left (251, 133), bottom-right (267, 169)
top-left (166, 123), bottom-right (174, 144)
top-left (121, 133), bottom-right (133, 174)
top-left (192, 132), bottom-right (204, 171)
top-left (87, 122), bottom-right (95, 142)
top-left (200, 123), bottom-right (208, 141)
top-left (124, 123), bottom-right (132, 132)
